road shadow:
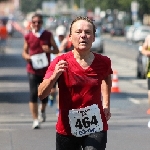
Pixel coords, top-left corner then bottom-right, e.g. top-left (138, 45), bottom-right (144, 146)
top-left (119, 76), bottom-right (137, 80)
top-left (0, 75), bottom-right (27, 81)
top-left (0, 40), bottom-right (29, 104)
top-left (111, 92), bottom-right (147, 100)
top-left (0, 55), bottom-right (26, 67)
top-left (111, 92), bottom-right (127, 99)
top-left (109, 124), bottom-right (147, 130)
top-left (0, 92), bottom-right (29, 103)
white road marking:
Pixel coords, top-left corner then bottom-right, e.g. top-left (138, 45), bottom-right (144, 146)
top-left (128, 97), bottom-right (148, 104)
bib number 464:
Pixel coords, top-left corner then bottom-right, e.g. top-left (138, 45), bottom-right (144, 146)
top-left (75, 115), bottom-right (98, 129)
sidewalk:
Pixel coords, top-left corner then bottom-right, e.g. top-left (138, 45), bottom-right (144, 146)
top-left (0, 37), bottom-right (57, 150)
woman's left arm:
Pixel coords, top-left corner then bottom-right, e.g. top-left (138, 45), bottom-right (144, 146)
top-left (101, 75), bottom-right (112, 121)
top-left (42, 33), bottom-right (59, 54)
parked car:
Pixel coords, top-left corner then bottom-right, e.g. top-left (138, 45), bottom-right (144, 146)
top-left (91, 27), bottom-right (104, 53)
top-left (136, 43), bottom-right (147, 79)
top-left (102, 23), bottom-right (113, 33)
top-left (44, 16), bottom-right (58, 30)
top-left (125, 25), bottom-right (136, 42)
top-left (57, 16), bottom-right (72, 30)
top-left (110, 27), bottom-right (124, 36)
top-left (124, 25), bottom-right (130, 36)
top-left (132, 25), bottom-right (150, 43)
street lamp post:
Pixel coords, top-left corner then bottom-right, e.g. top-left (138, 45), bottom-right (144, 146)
top-left (71, 0), bottom-right (74, 9)
top-left (80, 0), bottom-right (84, 9)
top-left (131, 1), bottom-right (139, 24)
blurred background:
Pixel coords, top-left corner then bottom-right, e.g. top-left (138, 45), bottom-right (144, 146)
top-left (1, 1), bottom-right (150, 149)
top-left (0, 0), bottom-right (150, 38)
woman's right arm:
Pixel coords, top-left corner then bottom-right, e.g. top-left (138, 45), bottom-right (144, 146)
top-left (59, 38), bottom-right (68, 53)
top-left (22, 40), bottom-right (31, 62)
top-left (142, 36), bottom-right (150, 56)
top-left (38, 76), bottom-right (57, 100)
top-left (38, 60), bottom-right (68, 100)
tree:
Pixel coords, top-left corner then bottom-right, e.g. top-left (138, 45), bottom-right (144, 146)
top-left (20, 0), bottom-right (44, 14)
top-left (20, 0), bottom-right (150, 21)
top-left (137, 0), bottom-right (150, 19)
top-left (0, 0), bottom-right (8, 2)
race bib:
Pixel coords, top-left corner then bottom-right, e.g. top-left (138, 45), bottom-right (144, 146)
top-left (69, 104), bottom-right (103, 137)
top-left (31, 53), bottom-right (48, 69)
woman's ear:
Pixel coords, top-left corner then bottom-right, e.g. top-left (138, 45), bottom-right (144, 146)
top-left (92, 36), bottom-right (95, 42)
top-left (69, 34), bottom-right (72, 41)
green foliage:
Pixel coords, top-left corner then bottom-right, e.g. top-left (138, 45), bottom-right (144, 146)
top-left (136, 0), bottom-right (150, 19)
top-left (84, 0), bottom-right (100, 11)
top-left (117, 0), bottom-right (132, 11)
top-left (0, 0), bottom-right (8, 2)
top-left (21, 0), bottom-right (43, 14)
top-left (20, 0), bottom-right (150, 18)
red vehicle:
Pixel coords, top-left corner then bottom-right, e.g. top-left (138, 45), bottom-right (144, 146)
top-left (110, 27), bottom-right (124, 36)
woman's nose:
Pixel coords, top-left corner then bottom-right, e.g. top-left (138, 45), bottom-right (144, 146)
top-left (80, 32), bottom-right (86, 38)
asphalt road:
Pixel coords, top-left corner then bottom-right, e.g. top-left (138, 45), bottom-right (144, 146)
top-left (0, 36), bottom-right (57, 150)
top-left (104, 34), bottom-right (150, 150)
top-left (0, 34), bottom-right (150, 150)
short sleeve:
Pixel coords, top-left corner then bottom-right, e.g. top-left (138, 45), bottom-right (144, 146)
top-left (106, 57), bottom-right (113, 76)
top-left (101, 55), bottom-right (113, 77)
top-left (144, 35), bottom-right (150, 46)
top-left (44, 54), bottom-right (65, 79)
top-left (24, 33), bottom-right (30, 44)
top-left (24, 34), bottom-right (28, 40)
top-left (44, 57), bottom-right (58, 79)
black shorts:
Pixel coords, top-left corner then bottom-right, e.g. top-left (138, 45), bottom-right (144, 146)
top-left (56, 131), bottom-right (107, 150)
top-left (148, 77), bottom-right (150, 90)
top-left (53, 80), bottom-right (57, 88)
top-left (28, 73), bottom-right (49, 103)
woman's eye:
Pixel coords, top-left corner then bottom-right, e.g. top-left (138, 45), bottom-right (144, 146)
top-left (86, 31), bottom-right (91, 34)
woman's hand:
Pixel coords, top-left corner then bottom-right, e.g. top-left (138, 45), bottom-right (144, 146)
top-left (103, 108), bottom-right (111, 121)
top-left (42, 45), bottom-right (50, 53)
top-left (25, 55), bottom-right (31, 62)
top-left (52, 60), bottom-right (68, 79)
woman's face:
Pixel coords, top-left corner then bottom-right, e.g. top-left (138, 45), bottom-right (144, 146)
top-left (31, 16), bottom-right (42, 32)
top-left (69, 20), bottom-right (95, 52)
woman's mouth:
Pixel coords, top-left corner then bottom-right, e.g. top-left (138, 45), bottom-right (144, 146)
top-left (79, 41), bottom-right (87, 44)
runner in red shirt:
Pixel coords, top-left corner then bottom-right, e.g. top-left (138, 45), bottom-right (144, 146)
top-left (0, 20), bottom-right (8, 53)
top-left (22, 13), bottom-right (59, 129)
top-left (38, 16), bottom-right (112, 150)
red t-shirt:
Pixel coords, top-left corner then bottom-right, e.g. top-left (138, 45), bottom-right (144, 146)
top-left (44, 51), bottom-right (113, 135)
top-left (0, 26), bottom-right (8, 39)
top-left (25, 30), bottom-right (51, 76)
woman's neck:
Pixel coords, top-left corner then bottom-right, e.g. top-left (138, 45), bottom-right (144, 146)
top-left (72, 50), bottom-right (94, 69)
top-left (72, 50), bottom-right (92, 60)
